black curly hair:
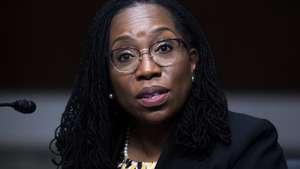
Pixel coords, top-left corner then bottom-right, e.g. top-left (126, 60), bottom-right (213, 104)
top-left (50, 0), bottom-right (231, 169)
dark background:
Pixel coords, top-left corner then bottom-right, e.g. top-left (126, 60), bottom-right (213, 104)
top-left (1, 0), bottom-right (299, 90)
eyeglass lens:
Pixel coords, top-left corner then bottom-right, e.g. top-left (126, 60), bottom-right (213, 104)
top-left (110, 39), bottom-right (185, 73)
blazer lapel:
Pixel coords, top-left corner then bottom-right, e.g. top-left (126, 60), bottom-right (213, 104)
top-left (154, 132), bottom-right (208, 169)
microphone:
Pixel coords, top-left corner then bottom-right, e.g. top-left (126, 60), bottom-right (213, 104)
top-left (0, 99), bottom-right (37, 114)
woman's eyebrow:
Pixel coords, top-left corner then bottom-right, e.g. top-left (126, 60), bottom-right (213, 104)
top-left (151, 26), bottom-right (177, 35)
top-left (111, 27), bottom-right (178, 47)
top-left (111, 35), bottom-right (134, 48)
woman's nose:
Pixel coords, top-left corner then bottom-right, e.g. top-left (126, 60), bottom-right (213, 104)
top-left (135, 54), bottom-right (162, 81)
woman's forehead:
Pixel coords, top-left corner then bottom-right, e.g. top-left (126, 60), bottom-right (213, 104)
top-left (109, 4), bottom-right (179, 47)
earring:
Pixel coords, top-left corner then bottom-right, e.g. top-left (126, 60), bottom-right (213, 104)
top-left (109, 93), bottom-right (114, 99)
top-left (192, 75), bottom-right (195, 82)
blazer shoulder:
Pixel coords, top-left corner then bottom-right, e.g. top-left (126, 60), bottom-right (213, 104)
top-left (226, 111), bottom-right (280, 156)
top-left (228, 111), bottom-right (277, 140)
top-left (212, 112), bottom-right (287, 169)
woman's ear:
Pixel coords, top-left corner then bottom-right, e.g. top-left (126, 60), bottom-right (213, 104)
top-left (188, 48), bottom-right (199, 73)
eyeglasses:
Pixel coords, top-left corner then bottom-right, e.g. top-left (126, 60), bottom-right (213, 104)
top-left (109, 38), bottom-right (188, 73)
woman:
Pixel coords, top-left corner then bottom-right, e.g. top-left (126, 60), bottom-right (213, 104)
top-left (50, 0), bottom-right (287, 169)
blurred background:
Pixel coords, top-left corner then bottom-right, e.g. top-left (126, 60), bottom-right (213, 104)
top-left (0, 0), bottom-right (299, 168)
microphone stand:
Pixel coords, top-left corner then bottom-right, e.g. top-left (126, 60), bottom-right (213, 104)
top-left (0, 102), bottom-right (13, 107)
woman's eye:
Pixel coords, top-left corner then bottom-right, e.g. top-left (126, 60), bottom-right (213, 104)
top-left (155, 43), bottom-right (173, 54)
top-left (117, 53), bottom-right (135, 63)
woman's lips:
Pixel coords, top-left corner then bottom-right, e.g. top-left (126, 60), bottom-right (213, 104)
top-left (136, 86), bottom-right (170, 108)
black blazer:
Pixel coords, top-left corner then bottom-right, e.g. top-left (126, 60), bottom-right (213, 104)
top-left (153, 112), bottom-right (287, 169)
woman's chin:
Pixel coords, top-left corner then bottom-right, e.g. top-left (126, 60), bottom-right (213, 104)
top-left (135, 110), bottom-right (176, 126)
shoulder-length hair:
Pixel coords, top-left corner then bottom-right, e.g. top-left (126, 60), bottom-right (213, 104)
top-left (50, 0), bottom-right (231, 169)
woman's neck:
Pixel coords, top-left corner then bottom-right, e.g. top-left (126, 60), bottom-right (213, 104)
top-left (127, 120), bottom-right (175, 162)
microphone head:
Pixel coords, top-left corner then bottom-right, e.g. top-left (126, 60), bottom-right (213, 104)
top-left (12, 99), bottom-right (37, 114)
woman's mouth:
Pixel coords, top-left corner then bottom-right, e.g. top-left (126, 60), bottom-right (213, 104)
top-left (136, 86), bottom-right (169, 108)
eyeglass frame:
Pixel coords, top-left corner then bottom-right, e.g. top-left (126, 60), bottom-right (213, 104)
top-left (108, 38), bottom-right (189, 74)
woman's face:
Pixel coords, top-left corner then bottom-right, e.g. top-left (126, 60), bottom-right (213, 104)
top-left (109, 4), bottom-right (198, 126)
